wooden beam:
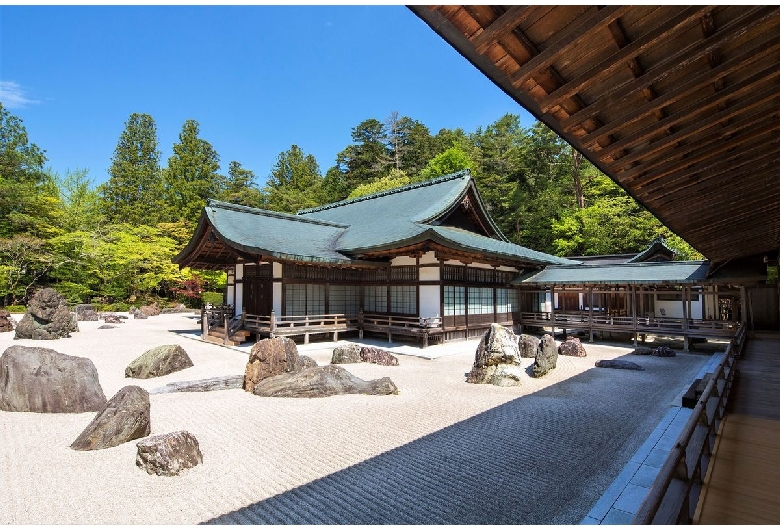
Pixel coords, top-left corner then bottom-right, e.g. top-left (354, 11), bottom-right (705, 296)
top-left (509, 5), bottom-right (630, 88)
top-left (541, 6), bottom-right (710, 115)
top-left (470, 5), bottom-right (533, 53)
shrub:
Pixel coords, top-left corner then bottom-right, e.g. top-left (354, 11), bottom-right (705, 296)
top-left (103, 302), bottom-right (130, 312)
top-left (2, 305), bottom-right (26, 313)
top-left (201, 291), bottom-right (224, 306)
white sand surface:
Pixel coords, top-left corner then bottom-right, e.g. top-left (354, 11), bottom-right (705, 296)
top-left (0, 313), bottom-right (713, 524)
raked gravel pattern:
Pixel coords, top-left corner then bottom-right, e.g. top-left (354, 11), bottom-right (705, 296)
top-left (0, 313), bottom-right (711, 524)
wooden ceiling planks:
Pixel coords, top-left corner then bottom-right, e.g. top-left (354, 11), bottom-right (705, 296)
top-left (410, 5), bottom-right (780, 264)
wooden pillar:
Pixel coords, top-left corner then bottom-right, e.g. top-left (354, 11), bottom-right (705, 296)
top-left (631, 285), bottom-right (637, 346)
top-left (682, 286), bottom-right (689, 351)
top-left (550, 285), bottom-right (556, 338)
top-left (588, 286), bottom-right (594, 343)
top-left (201, 307), bottom-right (208, 340)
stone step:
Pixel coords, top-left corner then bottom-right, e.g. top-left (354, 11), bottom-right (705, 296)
top-left (203, 334), bottom-right (244, 347)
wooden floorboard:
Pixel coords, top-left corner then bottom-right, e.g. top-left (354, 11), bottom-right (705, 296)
top-left (694, 336), bottom-right (780, 524)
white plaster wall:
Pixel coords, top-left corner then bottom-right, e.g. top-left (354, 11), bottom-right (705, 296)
top-left (470, 262), bottom-right (493, 269)
top-left (272, 262), bottom-right (283, 278)
top-left (654, 297), bottom-right (703, 319)
top-left (391, 256), bottom-right (417, 266)
top-left (273, 283), bottom-right (282, 315)
top-left (419, 251), bottom-right (438, 265)
top-left (496, 266), bottom-right (518, 272)
top-left (444, 259), bottom-right (463, 266)
top-left (420, 285), bottom-right (440, 318)
top-left (420, 266), bottom-right (440, 282)
top-left (226, 270), bottom-right (235, 308)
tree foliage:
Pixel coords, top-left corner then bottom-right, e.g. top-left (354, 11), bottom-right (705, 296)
top-left (263, 144), bottom-right (323, 213)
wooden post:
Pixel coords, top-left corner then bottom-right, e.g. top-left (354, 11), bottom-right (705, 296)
top-left (588, 287), bottom-right (594, 343)
top-left (682, 286), bottom-right (689, 352)
top-left (223, 313), bottom-right (229, 345)
top-left (358, 309), bottom-right (364, 339)
top-left (201, 307), bottom-right (207, 340)
top-left (550, 285), bottom-right (556, 338)
top-left (632, 285), bottom-right (637, 346)
top-left (270, 311), bottom-right (276, 339)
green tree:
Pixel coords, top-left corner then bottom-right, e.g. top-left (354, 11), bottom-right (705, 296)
top-left (347, 168), bottom-right (411, 199)
top-left (263, 145), bottom-right (323, 213)
top-left (221, 161), bottom-right (264, 207)
top-left (0, 103), bottom-right (61, 238)
top-left (417, 145), bottom-right (476, 181)
top-left (0, 234), bottom-right (56, 306)
top-left (54, 168), bottom-right (103, 232)
top-left (164, 119), bottom-right (224, 225)
top-left (100, 113), bottom-right (166, 225)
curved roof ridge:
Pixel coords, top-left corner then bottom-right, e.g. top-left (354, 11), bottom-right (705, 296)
top-left (206, 199), bottom-right (349, 229)
top-left (297, 169), bottom-right (472, 215)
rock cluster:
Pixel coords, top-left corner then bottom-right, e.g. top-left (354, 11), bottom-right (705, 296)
top-left (102, 314), bottom-right (125, 324)
top-left (595, 359), bottom-right (645, 371)
top-left (125, 344), bottom-right (194, 379)
top-left (14, 288), bottom-right (78, 340)
top-left (558, 337), bottom-right (587, 357)
top-left (74, 304), bottom-right (99, 322)
top-left (129, 307), bottom-right (148, 319)
top-left (246, 337), bottom-right (397, 398)
top-left (532, 334), bottom-right (558, 378)
top-left (136, 431), bottom-right (203, 476)
top-left (330, 344), bottom-right (399, 366)
top-left (517, 334), bottom-right (540, 358)
top-left (71, 385), bottom-right (151, 450)
top-left (467, 323), bottom-right (524, 386)
top-left (630, 345), bottom-right (676, 357)
top-left (0, 309), bottom-right (14, 332)
top-left (0, 345), bottom-right (106, 413)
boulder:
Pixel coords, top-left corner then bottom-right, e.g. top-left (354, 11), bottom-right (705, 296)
top-left (14, 288), bottom-right (78, 340)
top-left (125, 344), bottom-right (194, 379)
top-left (129, 307), bottom-right (148, 320)
top-left (558, 337), bottom-right (587, 357)
top-left (74, 304), bottom-right (99, 322)
top-left (299, 355), bottom-right (318, 369)
top-left (102, 314), bottom-right (124, 324)
top-left (359, 346), bottom-right (399, 366)
top-left (251, 364), bottom-right (398, 398)
top-left (331, 343), bottom-right (363, 364)
top-left (518, 334), bottom-right (540, 358)
top-left (139, 303), bottom-right (161, 317)
top-left (160, 303), bottom-right (190, 314)
top-left (136, 431), bottom-right (203, 476)
top-left (532, 334), bottom-right (558, 378)
top-left (595, 359), bottom-right (645, 371)
top-left (653, 345), bottom-right (676, 357)
top-left (71, 385), bottom-right (151, 450)
top-left (0, 345), bottom-right (106, 413)
top-left (467, 324), bottom-right (523, 385)
top-left (630, 347), bottom-right (654, 356)
top-left (244, 337), bottom-right (302, 393)
top-left (98, 325), bottom-right (117, 329)
top-left (0, 309), bottom-right (14, 332)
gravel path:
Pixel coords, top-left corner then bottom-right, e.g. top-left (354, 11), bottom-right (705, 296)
top-left (0, 313), bottom-right (711, 524)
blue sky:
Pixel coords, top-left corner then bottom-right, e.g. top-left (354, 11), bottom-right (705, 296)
top-left (1, 5), bottom-right (535, 187)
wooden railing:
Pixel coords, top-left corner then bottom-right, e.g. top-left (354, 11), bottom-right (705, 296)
top-left (242, 312), bottom-right (359, 344)
top-left (631, 323), bottom-right (746, 524)
top-left (519, 311), bottom-right (739, 338)
top-left (360, 312), bottom-right (443, 348)
top-left (201, 305), bottom-right (237, 344)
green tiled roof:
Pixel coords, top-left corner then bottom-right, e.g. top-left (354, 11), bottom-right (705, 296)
top-left (203, 201), bottom-right (352, 263)
top-left (176, 172), bottom-right (575, 268)
top-left (516, 260), bottom-right (710, 285)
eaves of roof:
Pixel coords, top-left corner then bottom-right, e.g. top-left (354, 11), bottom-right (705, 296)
top-left (515, 260), bottom-right (711, 285)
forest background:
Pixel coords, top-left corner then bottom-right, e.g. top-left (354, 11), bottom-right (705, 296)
top-left (0, 102), bottom-right (702, 310)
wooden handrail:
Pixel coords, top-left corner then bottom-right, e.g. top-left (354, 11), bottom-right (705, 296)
top-left (631, 322), bottom-right (746, 524)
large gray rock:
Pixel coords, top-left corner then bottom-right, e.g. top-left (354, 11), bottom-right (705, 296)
top-left (136, 431), bottom-right (203, 476)
top-left (129, 307), bottom-right (148, 320)
top-left (630, 347), bottom-right (654, 356)
top-left (331, 343), bottom-right (362, 364)
top-left (360, 347), bottom-right (399, 366)
top-left (74, 304), bottom-right (99, 322)
top-left (244, 337), bottom-right (302, 393)
top-left (532, 334), bottom-right (558, 378)
top-left (125, 344), bottom-right (193, 379)
top-left (102, 314), bottom-right (124, 324)
top-left (653, 345), bottom-right (676, 357)
top-left (0, 345), bottom-right (106, 413)
top-left (518, 334), bottom-right (540, 358)
top-left (14, 288), bottom-right (78, 340)
top-left (139, 303), bottom-right (161, 317)
top-left (467, 324), bottom-right (523, 386)
top-left (558, 337), bottom-right (587, 357)
top-left (595, 359), bottom-right (645, 371)
top-left (0, 310), bottom-right (14, 332)
top-left (71, 385), bottom-right (151, 450)
top-left (251, 364), bottom-right (398, 398)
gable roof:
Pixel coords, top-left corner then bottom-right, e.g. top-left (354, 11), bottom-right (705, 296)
top-left (174, 171), bottom-right (574, 269)
top-left (516, 260), bottom-right (710, 286)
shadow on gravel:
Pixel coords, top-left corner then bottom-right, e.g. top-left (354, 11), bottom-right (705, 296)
top-left (204, 351), bottom-right (711, 525)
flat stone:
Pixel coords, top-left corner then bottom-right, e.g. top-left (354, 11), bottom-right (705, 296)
top-left (595, 359), bottom-right (645, 371)
top-left (251, 364), bottom-right (398, 398)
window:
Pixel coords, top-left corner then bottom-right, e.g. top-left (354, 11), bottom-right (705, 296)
top-left (444, 286), bottom-right (466, 316)
top-left (390, 266), bottom-right (417, 281)
top-left (284, 284), bottom-right (325, 316)
top-left (468, 287), bottom-right (494, 315)
top-left (329, 285), bottom-right (360, 316)
top-left (496, 288), bottom-right (517, 313)
top-left (390, 285), bottom-right (416, 314)
top-left (364, 285), bottom-right (387, 313)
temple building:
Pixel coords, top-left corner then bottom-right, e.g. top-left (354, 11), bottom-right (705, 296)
top-left (173, 170), bottom-right (763, 348)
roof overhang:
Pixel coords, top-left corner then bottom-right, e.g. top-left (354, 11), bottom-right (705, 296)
top-left (410, 6), bottom-right (780, 266)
